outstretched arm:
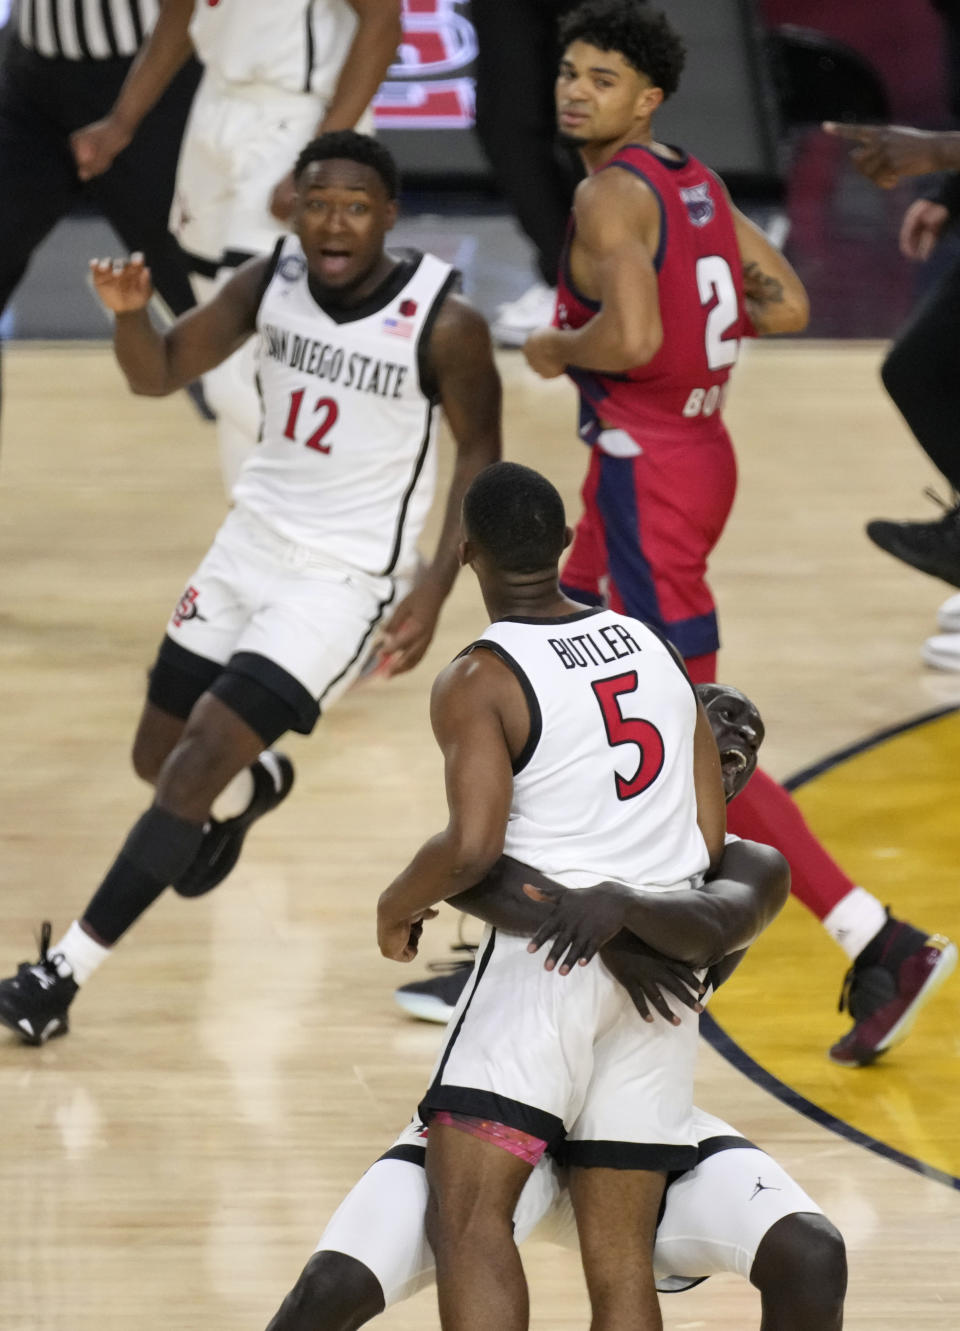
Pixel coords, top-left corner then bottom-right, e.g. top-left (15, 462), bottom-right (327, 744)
top-left (823, 121), bottom-right (960, 186)
top-left (376, 653), bottom-right (517, 961)
top-left (453, 839), bottom-right (789, 970)
top-left (378, 295), bottom-right (501, 675)
top-left (92, 253), bottom-right (267, 396)
top-left (70, 0), bottom-right (195, 181)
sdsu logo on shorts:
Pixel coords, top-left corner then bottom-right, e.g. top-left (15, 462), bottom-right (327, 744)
top-left (172, 586), bottom-right (207, 627)
top-left (680, 182), bottom-right (714, 228)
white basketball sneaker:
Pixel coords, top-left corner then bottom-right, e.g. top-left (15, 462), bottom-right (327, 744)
top-left (491, 282), bottom-right (557, 348)
top-left (922, 632), bottom-right (960, 671)
top-left (937, 591), bottom-right (960, 633)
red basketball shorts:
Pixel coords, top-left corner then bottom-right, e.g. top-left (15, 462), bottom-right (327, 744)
top-left (561, 429), bottom-right (737, 668)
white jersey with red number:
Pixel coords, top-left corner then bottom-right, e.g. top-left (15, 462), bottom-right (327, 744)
top-left (189, 0), bottom-right (361, 100)
top-left (471, 606), bottom-right (708, 890)
top-left (233, 236), bottom-right (456, 576)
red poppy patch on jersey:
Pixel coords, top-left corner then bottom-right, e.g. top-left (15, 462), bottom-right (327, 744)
top-left (399, 299), bottom-right (418, 317)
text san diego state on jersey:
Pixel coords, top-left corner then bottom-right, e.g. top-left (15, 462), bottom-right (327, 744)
top-left (233, 236), bottom-right (457, 578)
top-left (555, 143), bottom-right (752, 444)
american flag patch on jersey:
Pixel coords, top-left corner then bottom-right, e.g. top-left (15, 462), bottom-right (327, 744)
top-left (383, 316), bottom-right (415, 339)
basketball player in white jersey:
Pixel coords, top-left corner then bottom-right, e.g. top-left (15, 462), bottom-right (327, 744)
top-left (70, 0), bottom-right (403, 488)
top-left (264, 687), bottom-right (846, 1331)
top-left (376, 461), bottom-right (727, 1331)
top-left (0, 133), bottom-right (500, 1048)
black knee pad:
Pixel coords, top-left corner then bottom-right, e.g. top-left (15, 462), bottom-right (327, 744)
top-left (147, 636), bottom-right (223, 721)
top-left (210, 653), bottom-right (318, 742)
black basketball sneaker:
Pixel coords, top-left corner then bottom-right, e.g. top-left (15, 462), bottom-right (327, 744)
top-left (865, 489), bottom-right (960, 587)
top-left (175, 753), bottom-right (295, 898)
top-left (0, 922), bottom-right (78, 1046)
top-left (393, 943), bottom-right (477, 1023)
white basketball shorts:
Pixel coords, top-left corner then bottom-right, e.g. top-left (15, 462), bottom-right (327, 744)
top-left (161, 504), bottom-right (396, 732)
top-left (171, 71), bottom-right (375, 269)
top-left (419, 927), bottom-right (700, 1170)
top-left (315, 1109), bottom-right (825, 1306)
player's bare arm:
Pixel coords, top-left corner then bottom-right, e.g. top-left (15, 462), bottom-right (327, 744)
top-left (823, 121), bottom-right (960, 186)
top-left (452, 839), bottom-right (788, 1011)
top-left (730, 206), bottom-right (809, 335)
top-left (378, 296), bottom-right (502, 675)
top-left (524, 836), bottom-right (789, 973)
top-left (523, 169), bottom-right (663, 378)
top-left (70, 0), bottom-right (195, 181)
top-left (270, 0), bottom-right (404, 220)
top-left (455, 839), bottom-right (787, 976)
top-left (92, 252), bottom-right (267, 396)
top-left (376, 652), bottom-right (522, 961)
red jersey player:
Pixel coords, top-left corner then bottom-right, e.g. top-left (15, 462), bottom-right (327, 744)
top-left (523, 0), bottom-right (955, 1066)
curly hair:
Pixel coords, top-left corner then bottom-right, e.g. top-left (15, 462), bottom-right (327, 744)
top-left (558, 0), bottom-right (686, 99)
top-left (463, 462), bottom-right (568, 574)
top-left (293, 130), bottom-right (400, 199)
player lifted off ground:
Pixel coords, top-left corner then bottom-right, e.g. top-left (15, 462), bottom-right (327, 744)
top-left (499, 0), bottom-right (953, 1066)
top-left (378, 461), bottom-right (727, 1331)
top-left (0, 132), bottom-right (500, 1048)
top-left (266, 685), bottom-right (845, 1331)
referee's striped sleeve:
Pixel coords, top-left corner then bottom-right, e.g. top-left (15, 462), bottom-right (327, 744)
top-left (14, 0), bottom-right (159, 58)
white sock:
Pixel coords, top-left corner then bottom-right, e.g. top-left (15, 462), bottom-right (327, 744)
top-left (210, 751), bottom-right (284, 822)
top-left (822, 887), bottom-right (888, 961)
top-left (51, 920), bottom-right (111, 986)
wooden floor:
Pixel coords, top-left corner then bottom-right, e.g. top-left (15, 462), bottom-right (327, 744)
top-left (1, 341), bottom-right (958, 1329)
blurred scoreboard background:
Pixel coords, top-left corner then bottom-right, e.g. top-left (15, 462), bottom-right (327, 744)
top-left (0, 0), bottom-right (780, 190)
top-left (373, 0), bottom-right (780, 191)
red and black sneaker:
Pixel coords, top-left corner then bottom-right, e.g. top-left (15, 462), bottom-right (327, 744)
top-left (829, 917), bottom-right (957, 1067)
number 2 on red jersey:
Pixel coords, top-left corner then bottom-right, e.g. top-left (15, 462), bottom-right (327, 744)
top-left (591, 671), bottom-right (665, 801)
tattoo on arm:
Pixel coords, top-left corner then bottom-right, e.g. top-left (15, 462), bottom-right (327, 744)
top-left (742, 261), bottom-right (785, 308)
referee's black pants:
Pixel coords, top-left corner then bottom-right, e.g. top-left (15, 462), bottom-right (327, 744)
top-left (471, 0), bottom-right (583, 286)
top-left (881, 248), bottom-right (960, 494)
top-left (0, 37), bottom-right (200, 320)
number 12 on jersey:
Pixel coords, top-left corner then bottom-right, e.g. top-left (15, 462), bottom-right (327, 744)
top-left (283, 388), bottom-right (339, 454)
top-left (592, 671), bottom-right (665, 801)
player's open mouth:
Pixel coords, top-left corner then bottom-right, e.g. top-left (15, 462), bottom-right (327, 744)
top-left (720, 748), bottom-right (748, 777)
top-left (318, 250), bottom-right (352, 276)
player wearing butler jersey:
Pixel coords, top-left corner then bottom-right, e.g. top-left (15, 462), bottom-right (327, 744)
top-left (267, 682), bottom-right (846, 1331)
top-left (0, 133), bottom-right (500, 1048)
top-left (377, 462), bottom-right (726, 1331)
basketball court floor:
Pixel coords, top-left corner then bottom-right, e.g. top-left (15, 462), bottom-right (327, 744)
top-left (1, 327), bottom-right (958, 1328)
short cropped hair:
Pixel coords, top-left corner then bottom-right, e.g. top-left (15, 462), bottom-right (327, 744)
top-left (559, 0), bottom-right (686, 99)
top-left (293, 130), bottom-right (400, 198)
top-left (463, 462), bottom-right (567, 574)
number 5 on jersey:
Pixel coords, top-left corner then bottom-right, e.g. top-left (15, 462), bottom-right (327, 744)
top-left (283, 389), bottom-right (339, 453)
top-left (592, 671), bottom-right (665, 800)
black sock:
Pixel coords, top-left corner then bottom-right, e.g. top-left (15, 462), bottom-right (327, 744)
top-left (856, 914), bottom-right (928, 972)
top-left (82, 806), bottom-right (206, 945)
